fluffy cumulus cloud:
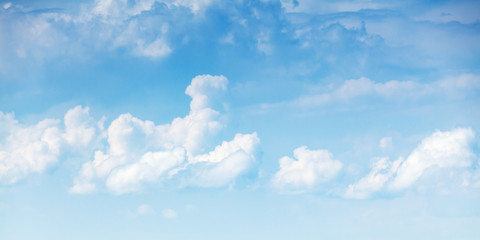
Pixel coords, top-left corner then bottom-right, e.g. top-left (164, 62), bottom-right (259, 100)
top-left (0, 106), bottom-right (100, 185)
top-left (71, 74), bottom-right (260, 194)
top-left (0, 75), bottom-right (260, 193)
top-left (0, 114), bottom-right (61, 184)
top-left (63, 106), bottom-right (100, 147)
top-left (272, 146), bottom-right (342, 192)
top-left (346, 128), bottom-right (477, 199)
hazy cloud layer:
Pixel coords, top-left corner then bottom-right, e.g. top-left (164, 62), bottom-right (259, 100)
top-left (259, 74), bottom-right (480, 110)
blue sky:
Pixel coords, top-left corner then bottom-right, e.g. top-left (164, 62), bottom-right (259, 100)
top-left (1, 0), bottom-right (480, 239)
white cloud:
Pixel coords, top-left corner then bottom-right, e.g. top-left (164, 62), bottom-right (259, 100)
top-left (187, 132), bottom-right (260, 187)
top-left (162, 208), bottom-right (177, 218)
top-left (80, 0), bottom-right (216, 55)
top-left (272, 146), bottom-right (342, 192)
top-left (106, 148), bottom-right (186, 194)
top-left (0, 0), bottom-right (178, 63)
top-left (345, 128), bottom-right (476, 198)
top-left (63, 106), bottom-right (98, 147)
top-left (389, 128), bottom-right (475, 191)
top-left (185, 74), bottom-right (227, 111)
top-left (70, 75), bottom-right (260, 194)
top-left (0, 106), bottom-right (102, 185)
top-left (3, 0), bottom-right (216, 57)
top-left (437, 74), bottom-right (480, 97)
top-left (293, 77), bottom-right (418, 107)
top-left (191, 132), bottom-right (259, 164)
top-left (134, 38), bottom-right (172, 58)
top-left (0, 113), bottom-right (61, 184)
top-left (345, 157), bottom-right (402, 199)
top-left (290, 74), bottom-right (480, 108)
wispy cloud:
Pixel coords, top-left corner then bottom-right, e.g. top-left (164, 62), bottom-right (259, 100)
top-left (258, 74), bottom-right (480, 111)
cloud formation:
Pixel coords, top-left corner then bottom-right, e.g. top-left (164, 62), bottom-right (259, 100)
top-left (346, 128), bottom-right (476, 199)
top-left (0, 74), bottom-right (260, 193)
top-left (63, 106), bottom-right (100, 147)
top-left (389, 128), bottom-right (475, 190)
top-left (187, 132), bottom-right (260, 187)
top-left (70, 74), bottom-right (260, 194)
top-left (0, 106), bottom-right (98, 185)
top-left (263, 74), bottom-right (480, 109)
top-left (0, 113), bottom-right (61, 184)
top-left (0, 0), bottom-right (212, 64)
top-left (345, 157), bottom-right (402, 199)
top-left (272, 146), bottom-right (342, 192)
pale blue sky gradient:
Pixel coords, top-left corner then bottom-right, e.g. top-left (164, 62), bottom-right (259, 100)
top-left (1, 0), bottom-right (479, 239)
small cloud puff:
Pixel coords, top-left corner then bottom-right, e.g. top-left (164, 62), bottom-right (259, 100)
top-left (272, 146), bottom-right (342, 193)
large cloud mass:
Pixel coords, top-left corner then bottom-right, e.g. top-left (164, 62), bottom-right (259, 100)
top-left (70, 74), bottom-right (260, 194)
top-left (0, 75), bottom-right (260, 193)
